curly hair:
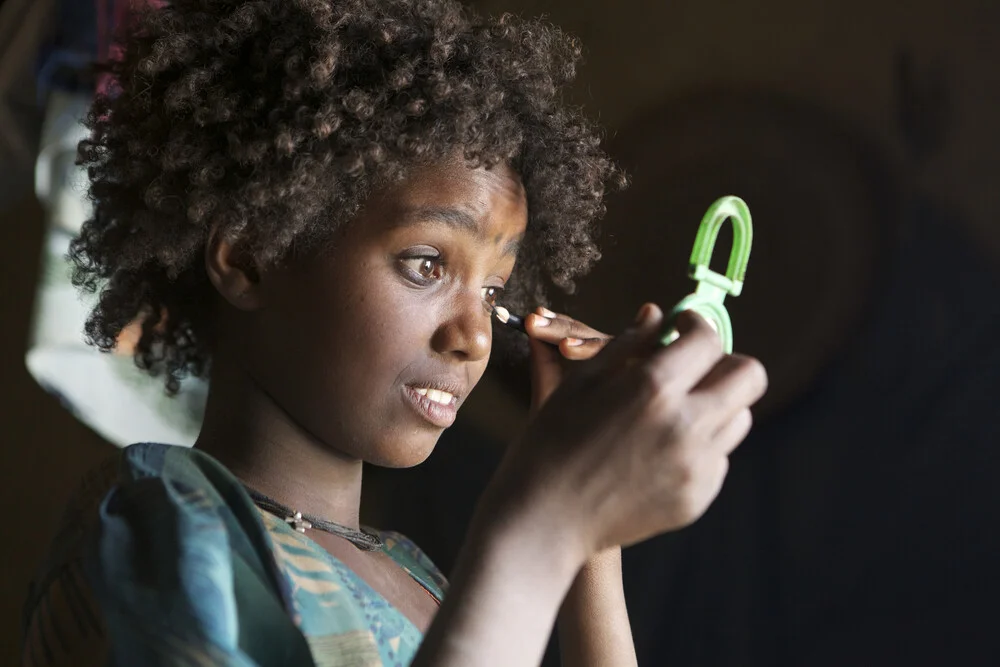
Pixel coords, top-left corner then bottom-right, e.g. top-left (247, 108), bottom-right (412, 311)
top-left (71, 0), bottom-right (626, 391)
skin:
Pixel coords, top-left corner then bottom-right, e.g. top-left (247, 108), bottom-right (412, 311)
top-left (524, 308), bottom-right (637, 666)
top-left (199, 156), bottom-right (528, 630)
top-left (415, 305), bottom-right (767, 667)
top-left (198, 155), bottom-right (769, 666)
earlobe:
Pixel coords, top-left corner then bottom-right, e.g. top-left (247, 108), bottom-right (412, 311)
top-left (204, 227), bottom-right (263, 311)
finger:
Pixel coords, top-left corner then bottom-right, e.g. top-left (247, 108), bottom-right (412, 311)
top-left (525, 309), bottom-right (610, 348)
top-left (710, 408), bottom-right (754, 457)
top-left (691, 354), bottom-right (769, 428)
top-left (557, 336), bottom-right (607, 360)
top-left (588, 303), bottom-right (666, 374)
top-left (648, 310), bottom-right (727, 392)
top-left (533, 306), bottom-right (601, 332)
top-left (528, 331), bottom-right (563, 393)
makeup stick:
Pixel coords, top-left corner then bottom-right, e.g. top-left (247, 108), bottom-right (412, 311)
top-left (490, 303), bottom-right (603, 350)
top-left (490, 305), bottom-right (527, 333)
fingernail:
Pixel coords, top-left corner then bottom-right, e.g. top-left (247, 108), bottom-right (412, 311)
top-left (532, 314), bottom-right (551, 327)
top-left (539, 307), bottom-right (557, 318)
top-left (564, 337), bottom-right (584, 346)
top-left (635, 303), bottom-right (652, 324)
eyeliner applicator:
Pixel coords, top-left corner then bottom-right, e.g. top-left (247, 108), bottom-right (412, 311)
top-left (490, 303), bottom-right (603, 350)
top-left (490, 303), bottom-right (610, 351)
top-left (489, 304), bottom-right (527, 334)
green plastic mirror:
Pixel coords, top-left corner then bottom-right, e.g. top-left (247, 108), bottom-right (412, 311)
top-left (662, 196), bottom-right (753, 353)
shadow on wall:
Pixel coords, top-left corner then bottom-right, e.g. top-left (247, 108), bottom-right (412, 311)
top-left (484, 86), bottom-right (899, 420)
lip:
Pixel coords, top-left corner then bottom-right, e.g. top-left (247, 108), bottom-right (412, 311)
top-left (402, 384), bottom-right (460, 429)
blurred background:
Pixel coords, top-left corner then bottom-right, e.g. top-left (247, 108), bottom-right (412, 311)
top-left (1, 0), bottom-right (998, 664)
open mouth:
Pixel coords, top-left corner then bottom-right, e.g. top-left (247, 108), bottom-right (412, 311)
top-left (411, 386), bottom-right (456, 406)
top-left (402, 384), bottom-right (460, 428)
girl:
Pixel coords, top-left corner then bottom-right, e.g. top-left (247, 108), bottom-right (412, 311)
top-left (22, 1), bottom-right (767, 665)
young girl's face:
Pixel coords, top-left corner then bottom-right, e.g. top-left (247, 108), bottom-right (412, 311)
top-left (238, 158), bottom-right (527, 466)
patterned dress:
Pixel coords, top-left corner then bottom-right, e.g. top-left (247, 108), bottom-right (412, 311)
top-left (22, 443), bottom-right (447, 667)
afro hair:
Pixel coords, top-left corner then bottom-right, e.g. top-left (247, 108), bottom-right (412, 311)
top-left (71, 0), bottom-right (626, 391)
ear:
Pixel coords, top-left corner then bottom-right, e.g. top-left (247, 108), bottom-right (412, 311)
top-left (205, 226), bottom-right (263, 311)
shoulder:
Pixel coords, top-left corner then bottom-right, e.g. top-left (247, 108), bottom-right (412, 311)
top-left (22, 558), bottom-right (107, 667)
top-left (21, 444), bottom-right (140, 667)
top-left (24, 443), bottom-right (310, 666)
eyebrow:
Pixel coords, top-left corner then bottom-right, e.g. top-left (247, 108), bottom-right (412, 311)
top-left (400, 206), bottom-right (522, 257)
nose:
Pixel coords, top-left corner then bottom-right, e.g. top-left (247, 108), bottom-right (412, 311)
top-left (430, 289), bottom-right (492, 363)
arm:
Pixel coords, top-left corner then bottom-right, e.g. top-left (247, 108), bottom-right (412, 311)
top-left (557, 548), bottom-right (638, 667)
top-left (414, 491), bottom-right (637, 667)
top-left (413, 493), bottom-right (588, 667)
top-left (524, 308), bottom-right (638, 667)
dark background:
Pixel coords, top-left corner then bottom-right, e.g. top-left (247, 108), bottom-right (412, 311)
top-left (2, 0), bottom-right (999, 664)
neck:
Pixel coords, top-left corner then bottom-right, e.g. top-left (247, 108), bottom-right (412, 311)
top-left (194, 353), bottom-right (364, 529)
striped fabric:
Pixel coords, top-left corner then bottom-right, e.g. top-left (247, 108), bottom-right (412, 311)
top-left (22, 443), bottom-right (447, 667)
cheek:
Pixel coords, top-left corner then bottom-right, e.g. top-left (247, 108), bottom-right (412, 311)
top-left (337, 271), bottom-right (425, 352)
top-left (298, 268), bottom-right (432, 389)
top-left (297, 258), bottom-right (391, 348)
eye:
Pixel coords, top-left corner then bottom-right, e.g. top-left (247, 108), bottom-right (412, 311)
top-left (481, 285), bottom-right (505, 307)
top-left (400, 255), bottom-right (444, 284)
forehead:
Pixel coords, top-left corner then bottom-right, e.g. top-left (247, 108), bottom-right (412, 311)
top-left (369, 159), bottom-right (529, 241)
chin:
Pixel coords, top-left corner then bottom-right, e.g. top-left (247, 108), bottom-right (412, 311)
top-left (364, 430), bottom-right (442, 469)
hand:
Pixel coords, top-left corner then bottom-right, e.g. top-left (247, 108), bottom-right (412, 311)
top-left (485, 303), bottom-right (769, 563)
top-left (525, 310), bottom-right (637, 666)
top-left (523, 307), bottom-right (611, 413)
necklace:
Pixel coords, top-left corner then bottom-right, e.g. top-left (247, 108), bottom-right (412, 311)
top-left (244, 487), bottom-right (384, 552)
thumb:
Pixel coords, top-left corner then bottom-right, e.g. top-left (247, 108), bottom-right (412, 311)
top-left (588, 303), bottom-right (665, 374)
top-left (528, 332), bottom-right (563, 412)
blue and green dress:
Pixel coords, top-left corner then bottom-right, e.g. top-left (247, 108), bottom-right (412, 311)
top-left (22, 443), bottom-right (447, 667)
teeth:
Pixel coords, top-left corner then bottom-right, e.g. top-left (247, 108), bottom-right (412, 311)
top-left (428, 389), bottom-right (454, 405)
top-left (413, 387), bottom-right (454, 405)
